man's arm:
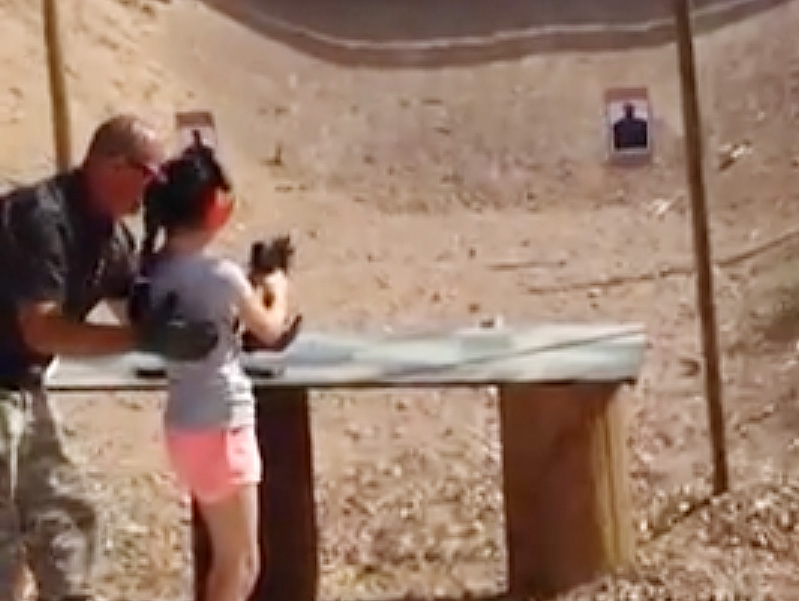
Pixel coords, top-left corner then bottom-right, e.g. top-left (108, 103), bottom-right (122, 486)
top-left (13, 203), bottom-right (136, 356)
top-left (19, 302), bottom-right (135, 356)
top-left (14, 199), bottom-right (218, 361)
top-left (103, 301), bottom-right (129, 324)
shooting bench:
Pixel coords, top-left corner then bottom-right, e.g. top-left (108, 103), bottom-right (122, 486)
top-left (49, 323), bottom-right (646, 600)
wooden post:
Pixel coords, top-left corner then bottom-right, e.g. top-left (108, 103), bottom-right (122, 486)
top-left (193, 387), bottom-right (319, 601)
top-left (42, 0), bottom-right (73, 170)
top-left (673, 0), bottom-right (729, 495)
top-left (498, 383), bottom-right (633, 599)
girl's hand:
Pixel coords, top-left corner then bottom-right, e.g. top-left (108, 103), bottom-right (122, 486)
top-left (238, 267), bottom-right (297, 351)
top-left (242, 312), bottom-right (303, 352)
top-left (251, 269), bottom-right (289, 309)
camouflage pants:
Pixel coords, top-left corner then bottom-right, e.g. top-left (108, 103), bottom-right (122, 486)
top-left (0, 388), bottom-right (99, 601)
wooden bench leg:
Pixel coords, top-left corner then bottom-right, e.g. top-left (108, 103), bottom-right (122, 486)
top-left (498, 383), bottom-right (633, 599)
top-left (193, 387), bottom-right (319, 601)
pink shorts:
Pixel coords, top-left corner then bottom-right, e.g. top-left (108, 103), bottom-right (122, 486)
top-left (165, 425), bottom-right (263, 504)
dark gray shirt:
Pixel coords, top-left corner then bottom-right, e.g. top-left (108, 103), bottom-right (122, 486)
top-left (0, 170), bottom-right (137, 384)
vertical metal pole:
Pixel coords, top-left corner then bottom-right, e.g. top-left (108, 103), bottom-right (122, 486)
top-left (673, 0), bottom-right (729, 494)
top-left (43, 0), bottom-right (73, 170)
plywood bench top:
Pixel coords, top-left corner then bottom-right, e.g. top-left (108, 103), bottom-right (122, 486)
top-left (47, 323), bottom-right (646, 391)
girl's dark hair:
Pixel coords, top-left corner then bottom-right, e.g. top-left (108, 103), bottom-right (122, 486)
top-left (139, 139), bottom-right (232, 275)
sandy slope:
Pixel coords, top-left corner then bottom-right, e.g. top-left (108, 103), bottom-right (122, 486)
top-left (4, 0), bottom-right (799, 599)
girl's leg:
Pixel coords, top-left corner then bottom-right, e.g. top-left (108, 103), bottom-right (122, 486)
top-left (166, 426), bottom-right (264, 601)
top-left (197, 484), bottom-right (260, 601)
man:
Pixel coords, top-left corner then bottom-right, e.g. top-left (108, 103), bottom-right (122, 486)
top-left (612, 102), bottom-right (649, 151)
top-left (0, 114), bottom-right (218, 601)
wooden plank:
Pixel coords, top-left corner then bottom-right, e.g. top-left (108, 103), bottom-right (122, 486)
top-left (48, 325), bottom-right (646, 391)
top-left (43, 0), bottom-right (72, 170)
top-left (499, 383), bottom-right (633, 598)
top-left (192, 388), bottom-right (318, 601)
top-left (673, 0), bottom-right (729, 495)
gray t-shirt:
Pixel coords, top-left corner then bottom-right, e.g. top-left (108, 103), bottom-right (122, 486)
top-left (149, 253), bottom-right (255, 430)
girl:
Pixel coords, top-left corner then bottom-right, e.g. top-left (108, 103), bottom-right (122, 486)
top-left (139, 144), bottom-right (299, 601)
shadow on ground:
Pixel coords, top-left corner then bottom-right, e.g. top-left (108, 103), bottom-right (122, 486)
top-left (197, 0), bottom-right (794, 68)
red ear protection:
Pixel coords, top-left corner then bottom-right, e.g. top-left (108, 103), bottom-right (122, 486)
top-left (203, 189), bottom-right (235, 230)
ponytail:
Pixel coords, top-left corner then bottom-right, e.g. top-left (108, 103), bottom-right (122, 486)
top-left (139, 196), bottom-right (162, 277)
top-left (128, 177), bottom-right (164, 324)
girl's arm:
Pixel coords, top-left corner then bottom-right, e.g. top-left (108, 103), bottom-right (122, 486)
top-left (234, 269), bottom-right (295, 347)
